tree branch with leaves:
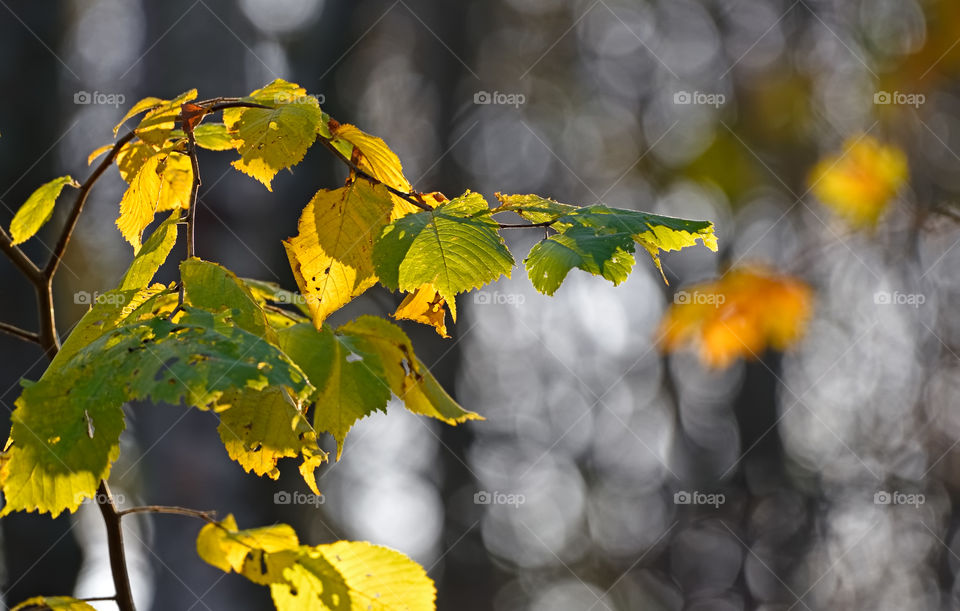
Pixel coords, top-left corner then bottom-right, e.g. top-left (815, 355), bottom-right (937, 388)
top-left (0, 78), bottom-right (717, 611)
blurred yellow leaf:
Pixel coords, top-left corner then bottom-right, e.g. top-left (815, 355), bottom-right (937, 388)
top-left (809, 135), bottom-right (907, 227)
top-left (660, 266), bottom-right (812, 368)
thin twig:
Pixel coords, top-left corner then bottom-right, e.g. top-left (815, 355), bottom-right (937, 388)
top-left (45, 130), bottom-right (137, 280)
top-left (495, 220), bottom-right (554, 229)
top-left (316, 137), bottom-right (433, 211)
top-left (206, 100), bottom-right (271, 114)
top-left (119, 505), bottom-right (218, 522)
top-left (0, 321), bottom-right (39, 344)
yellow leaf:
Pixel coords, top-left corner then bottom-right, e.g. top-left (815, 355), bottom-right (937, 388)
top-left (270, 541), bottom-right (436, 611)
top-left (283, 180), bottom-right (394, 328)
top-left (87, 143), bottom-right (113, 166)
top-left (12, 596), bottom-right (97, 610)
top-left (197, 514), bottom-right (299, 575)
top-left (393, 284), bottom-right (450, 338)
top-left (134, 89), bottom-right (198, 146)
top-left (329, 122), bottom-right (422, 219)
top-left (224, 79), bottom-right (325, 190)
top-left (809, 134), bottom-right (908, 227)
top-left (659, 266), bottom-right (813, 368)
top-left (115, 138), bottom-right (160, 183)
top-left (113, 95), bottom-right (165, 135)
top-left (217, 388), bottom-right (326, 487)
top-left (197, 517), bottom-right (436, 610)
top-left (117, 152), bottom-right (193, 250)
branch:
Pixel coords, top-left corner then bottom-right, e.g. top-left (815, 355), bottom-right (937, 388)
top-left (119, 505), bottom-right (218, 522)
top-left (206, 100), bottom-right (271, 114)
top-left (96, 480), bottom-right (135, 611)
top-left (45, 130), bottom-right (137, 280)
top-left (316, 137), bottom-right (433, 211)
top-left (0, 225), bottom-right (42, 282)
top-left (0, 321), bottom-right (39, 344)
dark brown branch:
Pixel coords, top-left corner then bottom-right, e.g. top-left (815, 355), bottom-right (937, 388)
top-left (0, 321), bottom-right (39, 344)
top-left (96, 480), bottom-right (135, 611)
top-left (45, 130), bottom-right (137, 280)
top-left (495, 220), bottom-right (555, 229)
top-left (119, 505), bottom-right (218, 522)
top-left (184, 122), bottom-right (202, 260)
top-left (0, 225), bottom-right (42, 283)
top-left (206, 100), bottom-right (271, 114)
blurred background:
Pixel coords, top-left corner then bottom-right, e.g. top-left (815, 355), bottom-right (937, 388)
top-left (1, 0), bottom-right (960, 609)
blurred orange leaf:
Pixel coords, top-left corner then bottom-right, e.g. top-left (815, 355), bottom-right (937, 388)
top-left (659, 267), bottom-right (812, 368)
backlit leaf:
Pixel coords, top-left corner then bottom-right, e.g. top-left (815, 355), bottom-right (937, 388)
top-left (224, 79), bottom-right (325, 190)
top-left (11, 596), bottom-right (98, 611)
top-left (197, 516), bottom-right (436, 611)
top-left (283, 180), bottom-right (394, 329)
top-left (193, 122), bottom-right (234, 150)
top-left (9, 175), bottom-right (79, 245)
top-left (373, 191), bottom-right (514, 319)
top-left (116, 152), bottom-right (192, 250)
top-left (217, 388), bottom-right (326, 491)
top-left (278, 323), bottom-right (391, 460)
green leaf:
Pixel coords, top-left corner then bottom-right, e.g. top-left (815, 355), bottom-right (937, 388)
top-left (497, 194), bottom-right (718, 290)
top-left (373, 191), bottom-right (514, 320)
top-left (9, 176), bottom-right (80, 245)
top-left (525, 225), bottom-right (636, 296)
top-left (181, 258), bottom-right (274, 342)
top-left (278, 323), bottom-right (391, 460)
top-left (197, 516), bottom-right (436, 611)
top-left (217, 388), bottom-right (326, 492)
top-left (493, 193), bottom-right (578, 224)
top-left (283, 180), bottom-right (394, 329)
top-left (11, 596), bottom-right (98, 611)
top-left (1, 308), bottom-right (313, 516)
top-left (224, 79), bottom-right (325, 190)
top-left (193, 122), bottom-right (234, 150)
top-left (0, 367), bottom-right (125, 518)
top-left (337, 316), bottom-right (482, 425)
top-left (116, 209), bottom-right (179, 291)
